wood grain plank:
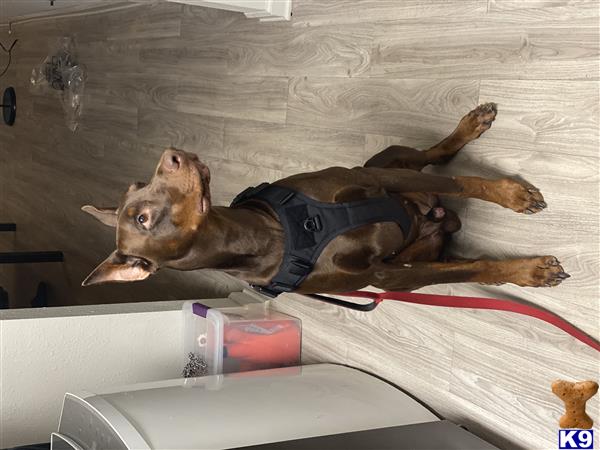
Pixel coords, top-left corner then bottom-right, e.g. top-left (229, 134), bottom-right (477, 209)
top-left (79, 100), bottom-right (138, 143)
top-left (176, 76), bottom-right (289, 123)
top-left (143, 28), bottom-right (372, 78)
top-left (138, 107), bottom-right (225, 157)
top-left (181, 5), bottom-right (252, 35)
top-left (223, 119), bottom-right (367, 174)
top-left (138, 36), bottom-right (229, 77)
top-left (290, 0), bottom-right (487, 26)
top-left (370, 16), bottom-right (599, 79)
top-left (6, 20), bottom-right (62, 59)
top-left (476, 80), bottom-right (599, 158)
top-left (485, 0), bottom-right (600, 26)
top-left (227, 24), bottom-right (373, 77)
top-left (105, 2), bottom-right (182, 41)
top-left (85, 72), bottom-right (181, 112)
top-left (287, 77), bottom-right (479, 136)
top-left (489, 0), bottom-right (598, 13)
top-left (218, 24), bottom-right (373, 77)
top-left (182, 8), bottom-right (375, 77)
top-left (76, 40), bottom-right (142, 74)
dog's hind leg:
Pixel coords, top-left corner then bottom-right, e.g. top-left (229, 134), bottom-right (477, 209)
top-left (425, 102), bottom-right (497, 165)
top-left (364, 145), bottom-right (430, 171)
top-left (364, 103), bottom-right (497, 170)
top-left (370, 256), bottom-right (570, 291)
top-left (355, 167), bottom-right (547, 214)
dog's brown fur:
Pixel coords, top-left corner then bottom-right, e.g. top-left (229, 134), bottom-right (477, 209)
top-left (81, 103), bottom-right (570, 292)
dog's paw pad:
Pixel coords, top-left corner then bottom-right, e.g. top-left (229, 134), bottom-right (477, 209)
top-left (474, 102), bottom-right (498, 116)
top-left (460, 103), bottom-right (498, 140)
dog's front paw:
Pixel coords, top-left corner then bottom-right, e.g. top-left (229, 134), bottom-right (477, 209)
top-left (458, 102), bottom-right (498, 141)
top-left (518, 256), bottom-right (570, 287)
top-left (497, 178), bottom-right (547, 214)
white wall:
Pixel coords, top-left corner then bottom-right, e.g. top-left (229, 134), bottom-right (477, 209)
top-left (0, 297), bottom-right (245, 448)
top-left (0, 0), bottom-right (133, 26)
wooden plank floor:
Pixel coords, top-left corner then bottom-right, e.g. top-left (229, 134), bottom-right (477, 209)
top-left (0, 1), bottom-right (598, 448)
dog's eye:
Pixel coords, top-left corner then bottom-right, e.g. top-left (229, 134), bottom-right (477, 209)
top-left (137, 214), bottom-right (148, 225)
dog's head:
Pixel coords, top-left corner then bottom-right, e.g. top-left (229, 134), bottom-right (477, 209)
top-left (81, 148), bottom-right (211, 286)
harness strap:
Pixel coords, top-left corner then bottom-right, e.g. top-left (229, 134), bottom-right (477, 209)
top-left (232, 183), bottom-right (413, 298)
top-left (309, 291), bottom-right (600, 353)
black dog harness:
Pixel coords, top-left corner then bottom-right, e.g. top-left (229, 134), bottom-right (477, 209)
top-left (231, 183), bottom-right (412, 298)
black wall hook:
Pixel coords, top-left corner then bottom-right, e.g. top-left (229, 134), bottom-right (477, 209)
top-left (1, 87), bottom-right (16, 125)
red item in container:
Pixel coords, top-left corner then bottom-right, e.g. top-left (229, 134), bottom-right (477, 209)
top-left (224, 320), bottom-right (301, 370)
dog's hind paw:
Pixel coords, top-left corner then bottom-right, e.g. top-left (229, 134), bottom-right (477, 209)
top-left (458, 102), bottom-right (498, 141)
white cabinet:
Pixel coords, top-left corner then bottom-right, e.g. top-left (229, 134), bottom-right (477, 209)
top-left (0, 0), bottom-right (124, 24)
top-left (165, 0), bottom-right (292, 21)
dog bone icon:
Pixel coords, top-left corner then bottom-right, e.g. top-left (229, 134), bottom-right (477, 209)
top-left (552, 380), bottom-right (598, 429)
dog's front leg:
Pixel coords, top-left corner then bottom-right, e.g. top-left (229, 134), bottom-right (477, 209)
top-left (370, 256), bottom-right (570, 291)
top-left (357, 167), bottom-right (547, 214)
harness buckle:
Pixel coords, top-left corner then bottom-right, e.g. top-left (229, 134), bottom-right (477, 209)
top-left (290, 258), bottom-right (313, 276)
top-left (251, 282), bottom-right (294, 298)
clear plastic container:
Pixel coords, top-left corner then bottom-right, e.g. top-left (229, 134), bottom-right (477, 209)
top-left (183, 302), bottom-right (301, 376)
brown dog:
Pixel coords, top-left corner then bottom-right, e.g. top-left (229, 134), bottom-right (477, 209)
top-left (81, 103), bottom-right (570, 293)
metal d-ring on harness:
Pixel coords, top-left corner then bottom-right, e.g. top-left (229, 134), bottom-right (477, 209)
top-left (230, 182), bottom-right (413, 298)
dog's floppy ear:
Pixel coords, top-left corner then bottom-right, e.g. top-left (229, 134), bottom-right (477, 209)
top-left (81, 205), bottom-right (118, 227)
top-left (82, 250), bottom-right (156, 286)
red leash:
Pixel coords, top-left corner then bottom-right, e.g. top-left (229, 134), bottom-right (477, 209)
top-left (309, 290), bottom-right (600, 352)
